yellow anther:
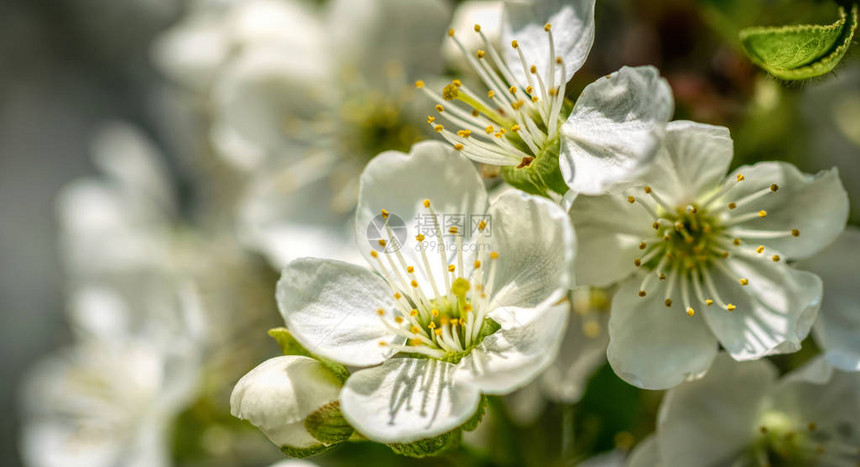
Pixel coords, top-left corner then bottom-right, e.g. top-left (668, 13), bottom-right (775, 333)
top-left (423, 199), bottom-right (431, 208)
top-left (474, 24), bottom-right (481, 32)
top-left (508, 86), bottom-right (517, 94)
top-left (370, 250), bottom-right (378, 258)
top-left (448, 264), bottom-right (455, 272)
top-left (448, 226), bottom-right (459, 234)
top-left (410, 280), bottom-right (418, 287)
top-left (627, 196), bottom-right (636, 203)
top-left (525, 86), bottom-right (534, 94)
top-left (511, 40), bottom-right (519, 48)
top-left (687, 307), bottom-right (695, 317)
top-left (428, 322), bottom-right (436, 329)
top-left (410, 326), bottom-right (420, 333)
top-left (453, 144), bottom-right (464, 151)
top-left (633, 258), bottom-right (642, 267)
top-left (381, 209), bottom-right (389, 218)
top-left (530, 65), bottom-right (537, 74)
top-left (740, 278), bottom-right (749, 286)
top-left (722, 251), bottom-right (730, 258)
top-left (549, 88), bottom-right (559, 96)
top-left (410, 309), bottom-right (418, 316)
top-left (638, 290), bottom-right (647, 297)
top-left (639, 242), bottom-right (647, 250)
top-left (485, 125), bottom-right (494, 134)
top-left (431, 309), bottom-right (439, 317)
top-left (464, 303), bottom-right (473, 312)
top-left (544, 23), bottom-right (552, 31)
top-left (659, 273), bottom-right (666, 280)
top-left (733, 238), bottom-right (742, 246)
top-left (426, 116), bottom-right (435, 123)
top-left (556, 57), bottom-right (562, 64)
top-left (440, 317), bottom-right (449, 326)
top-left (442, 84), bottom-right (459, 100)
top-left (416, 233), bottom-right (426, 242)
top-left (476, 50), bottom-right (485, 59)
top-left (478, 220), bottom-right (487, 231)
top-left (792, 229), bottom-right (800, 237)
top-left (394, 292), bottom-right (402, 299)
top-left (377, 308), bottom-right (385, 316)
top-left (434, 125), bottom-right (444, 132)
top-left (487, 90), bottom-right (495, 98)
top-left (728, 202), bottom-right (737, 210)
top-left (474, 260), bottom-right (481, 269)
top-left (652, 222), bottom-right (660, 230)
top-left (457, 129), bottom-right (472, 138)
top-left (737, 174), bottom-right (745, 182)
top-left (435, 104), bottom-right (445, 112)
top-left (453, 79), bottom-right (462, 87)
top-left (665, 299), bottom-right (673, 307)
top-left (643, 186), bottom-right (652, 194)
top-left (448, 28), bottom-right (455, 37)
top-left (727, 304), bottom-right (736, 311)
top-left (490, 251), bottom-right (499, 259)
top-left (414, 80), bottom-right (425, 88)
top-left (394, 316), bottom-right (404, 323)
top-left (406, 266), bottom-right (414, 274)
top-left (450, 318), bottom-right (459, 326)
top-left (770, 184), bottom-right (779, 191)
top-left (531, 96), bottom-right (539, 102)
top-left (758, 210), bottom-right (767, 218)
top-left (434, 329), bottom-right (442, 336)
top-left (756, 245), bottom-right (765, 253)
top-left (511, 124), bottom-right (521, 132)
top-left (378, 239), bottom-right (387, 247)
top-left (378, 341), bottom-right (387, 346)
top-left (706, 299), bottom-right (714, 306)
top-left (772, 255), bottom-right (780, 262)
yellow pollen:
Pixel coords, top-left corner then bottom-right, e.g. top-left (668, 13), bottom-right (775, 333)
top-left (448, 226), bottom-right (459, 234)
top-left (740, 278), bottom-right (749, 286)
top-left (478, 220), bottom-right (488, 231)
top-left (485, 125), bottom-right (494, 134)
top-left (556, 57), bottom-right (562, 64)
top-left (756, 245), bottom-right (765, 253)
top-left (448, 264), bottom-right (455, 272)
top-left (638, 290), bottom-right (647, 297)
top-left (370, 250), bottom-right (378, 258)
top-left (653, 222), bottom-right (661, 230)
top-left (737, 174), bottom-right (745, 182)
top-left (410, 280), bottom-right (418, 287)
top-left (426, 115), bottom-right (435, 123)
top-left (378, 341), bottom-right (387, 346)
top-left (394, 316), bottom-right (404, 324)
top-left (532, 96), bottom-right (539, 102)
top-left (377, 308), bottom-right (385, 316)
top-left (415, 80), bottom-right (425, 88)
top-left (457, 129), bottom-right (471, 138)
top-left (453, 143), bottom-right (465, 151)
top-left (728, 202), bottom-right (737, 209)
top-left (394, 292), bottom-right (402, 299)
top-left (792, 229), bottom-right (800, 237)
top-left (471, 109), bottom-right (479, 117)
top-left (464, 303), bottom-right (473, 312)
top-left (544, 23), bottom-right (551, 31)
top-left (772, 255), bottom-right (780, 262)
top-left (490, 251), bottom-right (499, 259)
top-left (706, 299), bottom-right (714, 306)
top-left (511, 40), bottom-right (519, 48)
top-left (423, 199), bottom-right (431, 208)
top-left (659, 273), bottom-right (667, 280)
top-left (733, 238), bottom-right (741, 246)
top-left (434, 125), bottom-right (443, 132)
top-left (722, 251), bottom-right (730, 258)
top-left (487, 90), bottom-right (495, 98)
top-left (511, 124), bottom-right (521, 132)
top-left (530, 65), bottom-right (537, 74)
top-left (644, 186), bottom-right (652, 193)
top-left (665, 299), bottom-right (673, 307)
top-left (727, 304), bottom-right (736, 311)
top-left (410, 326), bottom-right (420, 333)
top-left (432, 309), bottom-right (439, 317)
top-left (627, 196), bottom-right (635, 204)
top-left (639, 242), bottom-right (647, 250)
top-left (634, 258), bottom-right (642, 267)
top-left (416, 233), bottom-right (426, 241)
top-left (687, 307), bottom-right (695, 317)
top-left (758, 210), bottom-right (767, 217)
top-left (406, 266), bottom-right (414, 274)
top-left (442, 84), bottom-right (459, 100)
top-left (770, 184), bottom-right (779, 191)
top-left (474, 24), bottom-right (481, 32)
top-left (435, 104), bottom-right (444, 112)
top-left (549, 88), bottom-right (559, 96)
top-left (440, 317), bottom-right (450, 325)
top-left (448, 28), bottom-right (455, 37)
top-left (451, 318), bottom-right (459, 325)
top-left (474, 260), bottom-right (481, 269)
top-left (434, 329), bottom-right (442, 336)
top-left (428, 322), bottom-right (436, 329)
top-left (509, 86), bottom-right (517, 94)
top-left (526, 86), bottom-right (534, 94)
top-left (410, 309), bottom-right (418, 316)
top-left (381, 209), bottom-right (389, 218)
top-left (378, 239), bottom-right (386, 247)
top-left (453, 79), bottom-right (462, 87)
top-left (476, 50), bottom-right (485, 59)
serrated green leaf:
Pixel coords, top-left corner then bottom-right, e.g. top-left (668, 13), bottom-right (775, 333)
top-left (387, 429), bottom-right (461, 457)
top-left (267, 327), bottom-right (350, 382)
top-left (304, 401), bottom-right (354, 445)
top-left (740, 4), bottom-right (858, 80)
top-left (279, 443), bottom-right (335, 459)
top-left (460, 396), bottom-right (488, 432)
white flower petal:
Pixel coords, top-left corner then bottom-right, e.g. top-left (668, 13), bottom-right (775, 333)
top-left (627, 435), bottom-right (661, 467)
top-left (560, 66), bottom-right (673, 195)
top-left (230, 356), bottom-right (342, 449)
top-left (355, 141), bottom-right (488, 287)
top-left (455, 295), bottom-right (568, 394)
top-left (568, 191), bottom-right (653, 287)
top-left (328, 0), bottom-right (449, 81)
top-left (277, 258), bottom-right (398, 366)
top-left (798, 227), bottom-right (860, 371)
top-left (444, 1), bottom-right (504, 69)
top-left (642, 121), bottom-right (733, 206)
top-left (607, 276), bottom-right (718, 390)
top-left (340, 358), bottom-right (481, 443)
top-left (725, 162), bottom-right (848, 260)
top-left (487, 191), bottom-right (575, 309)
top-left (502, 0), bottom-right (596, 85)
top-left (702, 258), bottom-right (822, 360)
top-left (656, 354), bottom-right (776, 466)
top-left (540, 297), bottom-right (609, 403)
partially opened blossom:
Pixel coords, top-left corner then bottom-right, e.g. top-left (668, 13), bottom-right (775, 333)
top-left (275, 141), bottom-right (575, 443)
top-left (629, 354), bottom-right (860, 466)
top-left (421, 0), bottom-right (673, 195)
top-left (569, 120), bottom-right (848, 389)
top-left (798, 227), bottom-right (860, 371)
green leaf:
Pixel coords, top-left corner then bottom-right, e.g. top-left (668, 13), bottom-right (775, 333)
top-left (267, 327), bottom-right (350, 382)
top-left (460, 396), bottom-right (488, 432)
top-left (387, 429), bottom-right (461, 458)
top-left (304, 401), bottom-right (354, 445)
top-left (279, 443), bottom-right (335, 459)
top-left (739, 4), bottom-right (858, 80)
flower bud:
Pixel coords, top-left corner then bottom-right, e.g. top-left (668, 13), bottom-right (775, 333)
top-left (230, 356), bottom-right (345, 453)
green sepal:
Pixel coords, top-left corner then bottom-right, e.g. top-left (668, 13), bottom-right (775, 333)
top-left (460, 396), bottom-right (488, 432)
top-left (739, 4), bottom-right (857, 80)
top-left (279, 443), bottom-right (335, 459)
top-left (387, 429), bottom-right (461, 458)
top-left (500, 136), bottom-right (568, 197)
top-left (304, 401), bottom-right (354, 445)
top-left (267, 327), bottom-right (350, 382)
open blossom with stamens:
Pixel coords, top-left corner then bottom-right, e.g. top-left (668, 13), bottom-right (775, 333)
top-left (276, 141), bottom-right (574, 442)
top-left (628, 354), bottom-right (860, 467)
top-left (569, 121), bottom-right (849, 389)
top-left (419, 0), bottom-right (674, 195)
